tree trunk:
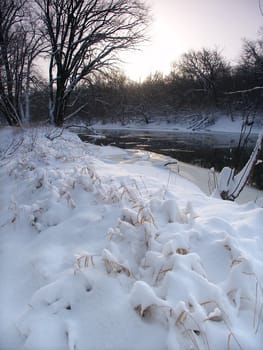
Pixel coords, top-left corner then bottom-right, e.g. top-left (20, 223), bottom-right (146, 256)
top-left (1, 95), bottom-right (20, 126)
top-left (54, 90), bottom-right (67, 126)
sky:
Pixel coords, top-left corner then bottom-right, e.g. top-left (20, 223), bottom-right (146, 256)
top-left (120, 0), bottom-right (263, 81)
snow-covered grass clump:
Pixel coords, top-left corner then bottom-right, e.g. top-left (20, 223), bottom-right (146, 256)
top-left (0, 127), bottom-right (263, 350)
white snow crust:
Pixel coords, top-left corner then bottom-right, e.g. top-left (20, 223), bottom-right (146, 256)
top-left (0, 126), bottom-right (263, 350)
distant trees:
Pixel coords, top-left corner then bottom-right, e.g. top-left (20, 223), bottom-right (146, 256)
top-left (176, 48), bottom-right (230, 106)
top-left (23, 41), bottom-right (263, 126)
top-left (240, 36), bottom-right (263, 80)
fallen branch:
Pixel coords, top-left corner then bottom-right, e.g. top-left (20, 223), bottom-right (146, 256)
top-left (224, 86), bottom-right (263, 95)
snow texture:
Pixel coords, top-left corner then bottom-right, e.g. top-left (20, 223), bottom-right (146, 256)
top-left (0, 126), bottom-right (263, 350)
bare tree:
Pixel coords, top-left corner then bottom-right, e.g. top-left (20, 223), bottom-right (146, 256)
top-left (22, 19), bottom-right (45, 125)
top-left (177, 48), bottom-right (230, 105)
top-left (0, 0), bottom-right (43, 126)
top-left (35, 0), bottom-right (149, 126)
top-left (237, 33), bottom-right (263, 96)
top-left (0, 0), bottom-right (25, 126)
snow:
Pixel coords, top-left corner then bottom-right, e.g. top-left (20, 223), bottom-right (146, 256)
top-left (91, 113), bottom-right (263, 134)
top-left (214, 128), bottom-right (263, 201)
top-left (0, 126), bottom-right (263, 350)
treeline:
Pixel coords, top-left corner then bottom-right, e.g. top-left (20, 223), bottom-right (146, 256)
top-left (1, 0), bottom-right (263, 127)
top-left (30, 42), bottom-right (263, 126)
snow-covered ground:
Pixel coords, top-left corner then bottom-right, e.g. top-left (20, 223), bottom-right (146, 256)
top-left (91, 113), bottom-right (263, 134)
top-left (0, 126), bottom-right (263, 350)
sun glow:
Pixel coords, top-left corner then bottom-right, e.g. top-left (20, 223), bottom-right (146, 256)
top-left (121, 0), bottom-right (263, 82)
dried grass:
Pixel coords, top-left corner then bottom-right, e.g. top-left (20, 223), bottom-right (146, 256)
top-left (75, 253), bottom-right (98, 270)
top-left (176, 308), bottom-right (210, 350)
top-left (201, 300), bottom-right (243, 350)
top-left (176, 248), bottom-right (188, 255)
top-left (103, 257), bottom-right (133, 277)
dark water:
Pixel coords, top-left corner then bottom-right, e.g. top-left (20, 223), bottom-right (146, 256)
top-left (79, 129), bottom-right (263, 189)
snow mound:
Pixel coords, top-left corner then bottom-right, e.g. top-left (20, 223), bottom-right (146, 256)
top-left (0, 127), bottom-right (262, 350)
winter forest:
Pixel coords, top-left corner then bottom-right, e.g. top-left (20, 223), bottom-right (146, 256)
top-left (1, 0), bottom-right (263, 127)
top-left (1, 1), bottom-right (263, 350)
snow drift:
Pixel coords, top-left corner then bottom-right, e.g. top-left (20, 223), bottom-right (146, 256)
top-left (0, 127), bottom-right (262, 350)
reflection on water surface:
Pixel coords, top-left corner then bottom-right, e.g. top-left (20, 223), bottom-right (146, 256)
top-left (79, 129), bottom-right (263, 190)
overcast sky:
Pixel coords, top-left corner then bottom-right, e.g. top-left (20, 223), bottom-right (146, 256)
top-left (121, 0), bottom-right (263, 81)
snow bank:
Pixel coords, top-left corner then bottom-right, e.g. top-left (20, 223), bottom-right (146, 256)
top-left (92, 113), bottom-right (263, 134)
top-left (0, 127), bottom-right (262, 350)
